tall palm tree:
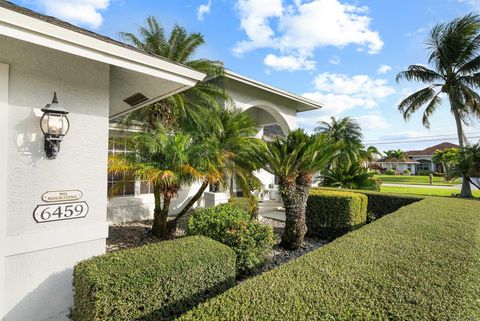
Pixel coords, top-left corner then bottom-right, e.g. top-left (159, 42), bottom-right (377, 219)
top-left (359, 146), bottom-right (381, 167)
top-left (315, 117), bottom-right (363, 166)
top-left (120, 17), bottom-right (226, 129)
top-left (396, 14), bottom-right (480, 197)
top-left (255, 130), bottom-right (338, 250)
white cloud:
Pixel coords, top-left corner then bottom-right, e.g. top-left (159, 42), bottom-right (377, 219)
top-left (353, 115), bottom-right (391, 129)
top-left (329, 55), bottom-right (340, 65)
top-left (37, 0), bottom-right (111, 28)
top-left (377, 64), bottom-right (392, 74)
top-left (302, 72), bottom-right (395, 115)
top-left (234, 0), bottom-right (383, 70)
top-left (197, 0), bottom-right (212, 21)
top-left (264, 53), bottom-right (315, 71)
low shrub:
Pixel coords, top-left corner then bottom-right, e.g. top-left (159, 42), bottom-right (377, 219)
top-left (416, 169), bottom-right (431, 176)
top-left (178, 198), bottom-right (480, 321)
top-left (70, 236), bottom-right (236, 321)
top-left (384, 169), bottom-right (396, 175)
top-left (228, 196), bottom-right (259, 219)
top-left (402, 169), bottom-right (411, 175)
top-left (314, 187), bottom-right (422, 222)
top-left (186, 204), bottom-right (275, 276)
top-left (306, 189), bottom-right (367, 240)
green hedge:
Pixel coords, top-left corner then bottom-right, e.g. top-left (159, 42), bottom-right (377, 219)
top-left (313, 187), bottom-right (422, 222)
top-left (178, 197), bottom-right (480, 320)
top-left (70, 236), bottom-right (236, 321)
top-left (228, 196), bottom-right (259, 219)
top-left (186, 204), bottom-right (275, 276)
top-left (306, 189), bottom-right (367, 240)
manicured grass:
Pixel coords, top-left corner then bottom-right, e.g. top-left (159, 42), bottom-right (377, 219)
top-left (179, 198), bottom-right (480, 320)
top-left (376, 174), bottom-right (459, 186)
top-left (381, 185), bottom-right (480, 197)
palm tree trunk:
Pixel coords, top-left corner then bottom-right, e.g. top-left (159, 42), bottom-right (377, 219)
top-left (152, 185), bottom-right (171, 239)
top-left (452, 109), bottom-right (473, 197)
top-left (167, 180), bottom-right (209, 234)
top-left (279, 178), bottom-right (306, 250)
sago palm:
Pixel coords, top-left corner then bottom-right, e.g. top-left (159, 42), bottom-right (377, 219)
top-left (255, 129), bottom-right (338, 250)
top-left (322, 163), bottom-right (381, 191)
top-left (396, 13), bottom-right (480, 197)
top-left (315, 117), bottom-right (363, 166)
top-left (120, 16), bottom-right (226, 129)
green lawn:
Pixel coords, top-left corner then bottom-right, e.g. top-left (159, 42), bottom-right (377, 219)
top-left (179, 197), bottom-right (480, 320)
top-left (376, 174), bottom-right (459, 186)
top-left (381, 185), bottom-right (480, 197)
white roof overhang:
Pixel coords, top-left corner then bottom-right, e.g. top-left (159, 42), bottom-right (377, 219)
top-left (0, 4), bottom-right (206, 118)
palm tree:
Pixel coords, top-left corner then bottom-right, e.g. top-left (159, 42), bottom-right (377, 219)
top-left (457, 143), bottom-right (480, 189)
top-left (359, 146), bottom-right (380, 167)
top-left (109, 127), bottom-right (197, 238)
top-left (255, 130), bottom-right (338, 250)
top-left (315, 117), bottom-right (363, 166)
top-left (167, 108), bottom-right (261, 231)
top-left (396, 14), bottom-right (480, 197)
top-left (120, 17), bottom-right (226, 129)
top-left (323, 163), bottom-right (381, 191)
top-left (109, 109), bottom-right (262, 239)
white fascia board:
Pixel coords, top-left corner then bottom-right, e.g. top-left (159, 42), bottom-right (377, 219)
top-left (225, 70), bottom-right (322, 111)
top-left (0, 7), bottom-right (206, 87)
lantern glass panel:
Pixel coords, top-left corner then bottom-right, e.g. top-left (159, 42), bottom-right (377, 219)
top-left (40, 113), bottom-right (69, 136)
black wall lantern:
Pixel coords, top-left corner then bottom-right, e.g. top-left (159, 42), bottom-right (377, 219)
top-left (40, 92), bottom-right (70, 159)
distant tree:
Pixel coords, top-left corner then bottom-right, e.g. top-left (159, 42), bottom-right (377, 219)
top-left (315, 117), bottom-right (363, 166)
top-left (457, 143), bottom-right (480, 189)
top-left (396, 14), bottom-right (480, 197)
top-left (432, 148), bottom-right (459, 181)
top-left (120, 16), bottom-right (226, 129)
top-left (359, 146), bottom-right (381, 166)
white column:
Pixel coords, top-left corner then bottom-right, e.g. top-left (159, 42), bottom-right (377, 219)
top-left (0, 63), bottom-right (9, 320)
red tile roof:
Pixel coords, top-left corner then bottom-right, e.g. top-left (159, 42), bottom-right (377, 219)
top-left (407, 142), bottom-right (459, 156)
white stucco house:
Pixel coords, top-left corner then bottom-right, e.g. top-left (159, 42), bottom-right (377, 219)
top-left (0, 2), bottom-right (322, 321)
top-left (107, 70), bottom-right (322, 224)
top-left (0, 2), bottom-right (207, 320)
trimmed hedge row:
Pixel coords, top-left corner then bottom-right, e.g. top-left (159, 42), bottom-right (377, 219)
top-left (71, 236), bottom-right (236, 321)
top-left (313, 187), bottom-right (422, 222)
top-left (306, 189), bottom-right (367, 239)
top-left (186, 204), bottom-right (274, 276)
top-left (178, 197), bottom-right (480, 320)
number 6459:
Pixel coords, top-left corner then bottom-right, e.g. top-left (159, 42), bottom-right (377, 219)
top-left (34, 202), bottom-right (89, 223)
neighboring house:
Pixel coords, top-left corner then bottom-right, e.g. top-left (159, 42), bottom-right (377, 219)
top-left (0, 2), bottom-right (206, 321)
top-left (107, 70), bottom-right (322, 223)
top-left (407, 142), bottom-right (459, 173)
top-left (374, 157), bottom-right (419, 174)
top-left (374, 142), bottom-right (459, 174)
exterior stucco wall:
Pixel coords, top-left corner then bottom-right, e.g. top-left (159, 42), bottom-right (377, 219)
top-left (224, 79), bottom-right (297, 132)
top-left (1, 35), bottom-right (109, 321)
top-left (107, 181), bottom-right (204, 224)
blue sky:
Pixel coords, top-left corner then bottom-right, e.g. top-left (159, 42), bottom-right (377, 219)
top-left (14, 0), bottom-right (480, 151)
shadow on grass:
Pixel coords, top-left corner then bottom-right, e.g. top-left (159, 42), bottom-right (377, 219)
top-left (134, 279), bottom-right (235, 321)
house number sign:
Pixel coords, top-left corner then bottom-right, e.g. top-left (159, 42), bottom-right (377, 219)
top-left (33, 190), bottom-right (89, 223)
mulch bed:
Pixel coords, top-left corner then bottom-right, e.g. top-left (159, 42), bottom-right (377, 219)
top-left (106, 214), bottom-right (327, 275)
